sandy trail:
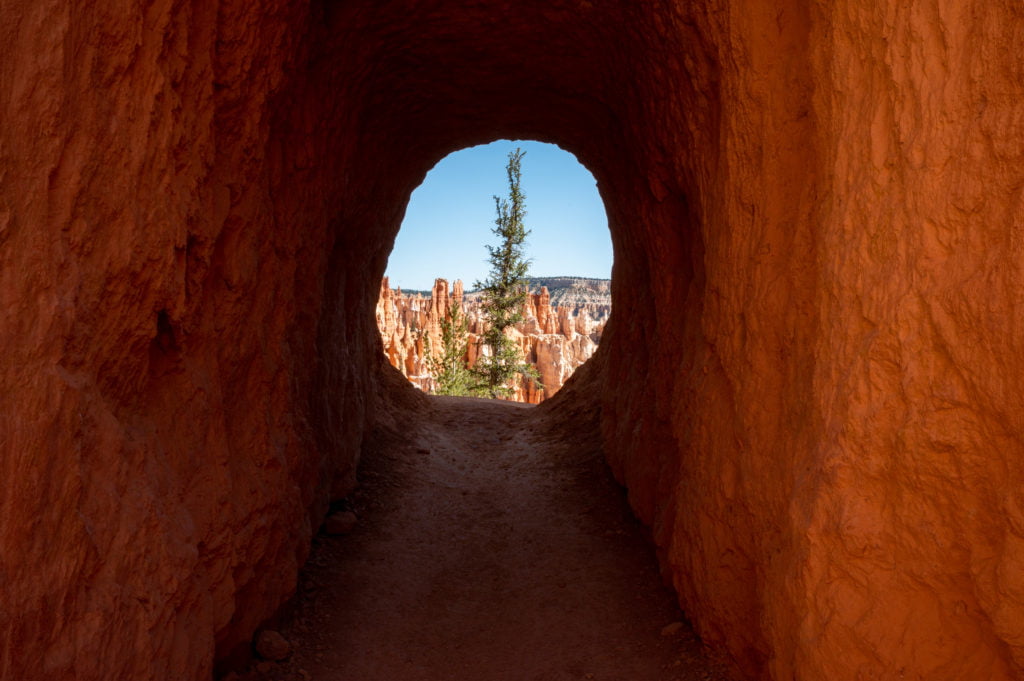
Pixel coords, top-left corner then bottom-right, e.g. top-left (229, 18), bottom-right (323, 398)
top-left (237, 394), bottom-right (733, 681)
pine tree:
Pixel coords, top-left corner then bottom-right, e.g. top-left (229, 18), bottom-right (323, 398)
top-left (473, 148), bottom-right (541, 398)
top-left (425, 301), bottom-right (480, 397)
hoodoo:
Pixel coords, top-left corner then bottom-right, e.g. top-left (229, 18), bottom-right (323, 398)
top-left (1, 2), bottom-right (1022, 680)
top-left (376, 277), bottom-right (608, 403)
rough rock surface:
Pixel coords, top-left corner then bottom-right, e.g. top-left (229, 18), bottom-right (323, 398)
top-left (376, 277), bottom-right (608, 402)
top-left (1, 2), bottom-right (1023, 681)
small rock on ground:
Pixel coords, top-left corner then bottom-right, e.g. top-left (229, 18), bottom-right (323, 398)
top-left (324, 510), bottom-right (358, 535)
top-left (661, 621), bottom-right (684, 637)
top-left (255, 629), bottom-right (292, 661)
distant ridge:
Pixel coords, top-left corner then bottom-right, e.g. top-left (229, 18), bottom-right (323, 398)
top-left (526, 275), bottom-right (609, 284)
top-left (387, 276), bottom-right (612, 307)
top-left (523, 277), bottom-right (610, 306)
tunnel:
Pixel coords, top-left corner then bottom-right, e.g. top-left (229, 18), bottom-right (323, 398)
top-left (2, 1), bottom-right (1023, 680)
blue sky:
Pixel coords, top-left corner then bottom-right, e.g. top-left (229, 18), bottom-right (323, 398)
top-left (385, 140), bottom-right (612, 292)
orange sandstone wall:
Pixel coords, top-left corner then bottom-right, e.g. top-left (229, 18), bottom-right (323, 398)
top-left (596, 2), bottom-right (1024, 679)
top-left (2, 2), bottom-right (1023, 681)
top-left (0, 3), bottom-right (390, 678)
top-left (796, 4), bottom-right (1024, 677)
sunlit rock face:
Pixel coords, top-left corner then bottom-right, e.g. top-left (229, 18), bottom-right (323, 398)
top-left (2, 1), bottom-right (1023, 679)
top-left (375, 277), bottom-right (608, 403)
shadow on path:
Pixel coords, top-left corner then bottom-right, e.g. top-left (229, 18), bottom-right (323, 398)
top-left (231, 392), bottom-right (734, 681)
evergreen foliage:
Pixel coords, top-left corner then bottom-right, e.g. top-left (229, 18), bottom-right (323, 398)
top-left (425, 302), bottom-right (481, 397)
top-left (473, 148), bottom-right (542, 398)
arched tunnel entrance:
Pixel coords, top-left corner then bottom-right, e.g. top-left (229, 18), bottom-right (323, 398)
top-left (4, 1), bottom-right (1023, 680)
top-left (380, 140), bottom-right (613, 403)
top-left (244, 137), bottom-right (714, 679)
top-left (291, 3), bottom-right (726, 670)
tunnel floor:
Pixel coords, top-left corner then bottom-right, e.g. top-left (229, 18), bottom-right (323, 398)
top-left (238, 395), bottom-right (734, 681)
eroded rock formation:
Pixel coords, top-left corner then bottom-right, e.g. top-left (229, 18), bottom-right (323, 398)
top-left (2, 2), bottom-right (1023, 680)
top-left (376, 277), bottom-right (608, 403)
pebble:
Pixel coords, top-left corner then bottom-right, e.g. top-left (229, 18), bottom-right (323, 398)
top-left (255, 629), bottom-right (292, 661)
top-left (660, 621), bottom-right (684, 637)
top-left (256, 659), bottom-right (279, 673)
top-left (324, 510), bottom-right (358, 535)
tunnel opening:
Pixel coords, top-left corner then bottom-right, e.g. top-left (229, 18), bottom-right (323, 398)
top-left (240, 54), bottom-right (720, 667)
top-left (235, 128), bottom-right (721, 675)
top-left (232, 2), bottom-right (719, 675)
top-left (378, 139), bottom-right (613, 404)
top-left (230, 136), bottom-right (727, 676)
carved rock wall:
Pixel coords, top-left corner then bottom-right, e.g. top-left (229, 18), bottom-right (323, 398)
top-left (0, 2), bottom-right (391, 677)
top-left (2, 2), bottom-right (1023, 680)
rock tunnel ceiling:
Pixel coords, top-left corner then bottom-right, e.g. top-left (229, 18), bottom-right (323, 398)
top-left (1, 1), bottom-right (1023, 680)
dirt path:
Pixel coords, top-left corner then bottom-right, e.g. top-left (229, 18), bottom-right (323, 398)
top-left (232, 395), bottom-right (734, 681)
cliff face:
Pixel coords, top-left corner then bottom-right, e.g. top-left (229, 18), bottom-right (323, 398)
top-left (376, 277), bottom-right (609, 403)
top-left (524, 277), bottom-right (612, 308)
top-left (3, 2), bottom-right (1024, 680)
